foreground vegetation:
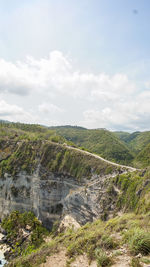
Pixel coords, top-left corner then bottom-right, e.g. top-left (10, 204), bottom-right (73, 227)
top-left (4, 167), bottom-right (150, 266)
top-left (5, 212), bottom-right (150, 267)
top-left (2, 211), bottom-right (48, 260)
top-left (112, 169), bottom-right (150, 214)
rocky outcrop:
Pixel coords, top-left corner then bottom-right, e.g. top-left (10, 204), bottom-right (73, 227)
top-left (0, 140), bottom-right (134, 229)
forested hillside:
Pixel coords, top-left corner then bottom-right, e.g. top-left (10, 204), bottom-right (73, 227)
top-left (115, 130), bottom-right (150, 167)
top-left (1, 121), bottom-right (150, 168)
top-left (49, 126), bottom-right (134, 165)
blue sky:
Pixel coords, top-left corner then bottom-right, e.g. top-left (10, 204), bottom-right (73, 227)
top-left (0, 0), bottom-right (150, 131)
top-left (0, 0), bottom-right (149, 70)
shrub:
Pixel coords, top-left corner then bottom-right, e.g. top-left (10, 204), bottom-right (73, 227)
top-left (95, 249), bottom-right (112, 267)
top-left (100, 235), bottom-right (118, 250)
top-left (131, 258), bottom-right (142, 267)
top-left (1, 211), bottom-right (48, 258)
top-left (124, 228), bottom-right (150, 255)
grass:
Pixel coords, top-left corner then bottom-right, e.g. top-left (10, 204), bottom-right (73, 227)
top-left (141, 257), bottom-right (150, 264)
top-left (95, 249), bottom-right (112, 266)
top-left (131, 258), bottom-right (142, 267)
top-left (124, 228), bottom-right (150, 255)
top-left (6, 213), bottom-right (150, 267)
top-left (112, 169), bottom-right (150, 214)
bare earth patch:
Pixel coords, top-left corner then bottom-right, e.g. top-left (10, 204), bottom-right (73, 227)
top-left (40, 250), bottom-right (97, 267)
top-left (40, 250), bottom-right (67, 267)
top-left (70, 254), bottom-right (97, 267)
top-left (111, 254), bottom-right (131, 267)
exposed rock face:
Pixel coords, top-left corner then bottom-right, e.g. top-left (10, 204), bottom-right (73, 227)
top-left (63, 172), bottom-right (119, 224)
top-left (0, 169), bottom-right (120, 229)
top-left (0, 141), bottom-right (129, 229)
top-left (0, 169), bottom-right (79, 229)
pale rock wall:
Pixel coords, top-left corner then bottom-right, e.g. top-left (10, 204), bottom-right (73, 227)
top-left (0, 164), bottom-right (119, 229)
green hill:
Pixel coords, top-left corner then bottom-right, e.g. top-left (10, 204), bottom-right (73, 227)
top-left (3, 122), bottom-right (150, 168)
top-left (115, 131), bottom-right (150, 167)
top-left (49, 126), bottom-right (134, 165)
top-left (114, 131), bottom-right (131, 143)
top-left (0, 121), bottom-right (66, 144)
top-left (114, 131), bottom-right (141, 145)
top-left (134, 143), bottom-right (150, 168)
top-left (115, 131), bottom-right (150, 153)
top-left (128, 131), bottom-right (150, 153)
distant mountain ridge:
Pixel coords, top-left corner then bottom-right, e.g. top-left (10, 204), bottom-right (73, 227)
top-left (115, 130), bottom-right (150, 167)
top-left (1, 121), bottom-right (150, 167)
top-left (49, 126), bottom-right (134, 165)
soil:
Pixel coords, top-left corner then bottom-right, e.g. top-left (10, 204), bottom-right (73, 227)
top-left (40, 250), bottom-right (97, 267)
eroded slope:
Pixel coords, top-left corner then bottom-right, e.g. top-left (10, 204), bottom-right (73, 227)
top-left (0, 139), bottom-right (132, 229)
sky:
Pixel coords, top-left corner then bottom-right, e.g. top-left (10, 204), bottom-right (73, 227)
top-left (0, 0), bottom-right (150, 131)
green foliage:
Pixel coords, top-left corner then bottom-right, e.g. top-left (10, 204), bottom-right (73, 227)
top-left (50, 126), bottom-right (134, 165)
top-left (114, 172), bottom-right (142, 211)
top-left (112, 170), bottom-right (150, 213)
top-left (100, 235), bottom-right (118, 250)
top-left (131, 258), bottom-right (142, 267)
top-left (135, 143), bottom-right (150, 167)
top-left (114, 131), bottom-right (131, 143)
top-left (95, 249), bottom-right (112, 266)
top-left (2, 122), bottom-right (150, 168)
top-left (40, 142), bottom-right (118, 180)
top-left (0, 122), bottom-right (65, 144)
top-left (124, 228), bottom-right (150, 255)
top-left (2, 211), bottom-right (48, 258)
top-left (115, 130), bottom-right (150, 167)
top-left (127, 131), bottom-right (150, 153)
top-left (141, 257), bottom-right (150, 264)
top-left (6, 213), bottom-right (150, 267)
top-left (49, 135), bottom-right (65, 143)
top-left (0, 122), bottom-right (119, 180)
top-left (64, 220), bottom-right (118, 262)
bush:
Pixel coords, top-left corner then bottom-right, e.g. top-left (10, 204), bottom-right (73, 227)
top-left (95, 249), bottom-right (112, 267)
top-left (124, 228), bottom-right (150, 255)
top-left (131, 258), bottom-right (142, 267)
top-left (1, 211), bottom-right (48, 258)
top-left (100, 235), bottom-right (118, 250)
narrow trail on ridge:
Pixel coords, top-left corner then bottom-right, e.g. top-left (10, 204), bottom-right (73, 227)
top-left (64, 144), bottom-right (139, 172)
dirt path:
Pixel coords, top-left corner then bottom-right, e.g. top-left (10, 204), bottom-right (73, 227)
top-left (40, 250), bottom-right (67, 267)
top-left (40, 250), bottom-right (97, 267)
top-left (40, 246), bottom-right (150, 267)
top-left (65, 145), bottom-right (138, 172)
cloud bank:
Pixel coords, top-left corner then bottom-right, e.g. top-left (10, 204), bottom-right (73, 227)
top-left (0, 51), bottom-right (149, 131)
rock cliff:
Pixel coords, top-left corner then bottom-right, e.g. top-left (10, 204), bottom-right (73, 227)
top-left (0, 140), bottom-right (133, 229)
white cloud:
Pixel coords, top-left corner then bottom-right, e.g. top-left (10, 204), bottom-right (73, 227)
top-left (38, 103), bottom-right (64, 113)
top-left (0, 100), bottom-right (23, 116)
top-left (82, 94), bottom-right (150, 131)
top-left (0, 51), bottom-right (71, 96)
top-left (0, 50), bottom-right (150, 130)
top-left (0, 51), bottom-right (136, 99)
top-left (0, 99), bottom-right (35, 123)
